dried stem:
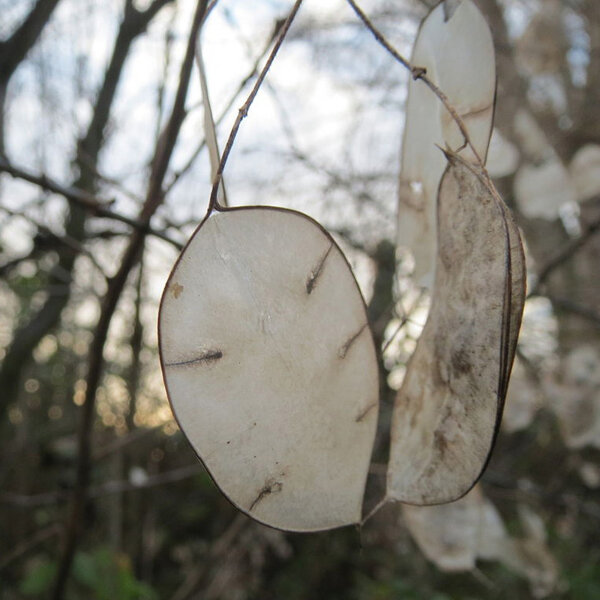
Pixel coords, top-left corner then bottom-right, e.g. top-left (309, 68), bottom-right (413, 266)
top-left (530, 208), bottom-right (600, 296)
top-left (169, 514), bottom-right (247, 600)
top-left (195, 40), bottom-right (228, 207)
top-left (164, 14), bottom-right (288, 197)
top-left (205, 0), bottom-right (304, 217)
top-left (0, 205), bottom-right (109, 278)
top-left (360, 495), bottom-right (388, 526)
top-left (544, 295), bottom-right (600, 329)
top-left (0, 156), bottom-right (181, 248)
top-left (0, 463), bottom-right (204, 508)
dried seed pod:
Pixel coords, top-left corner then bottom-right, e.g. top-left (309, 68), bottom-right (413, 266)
top-left (159, 207), bottom-right (379, 531)
top-left (388, 156), bottom-right (525, 504)
top-left (397, 0), bottom-right (495, 287)
top-left (402, 485), bottom-right (503, 572)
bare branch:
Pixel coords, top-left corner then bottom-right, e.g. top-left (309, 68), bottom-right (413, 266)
top-left (0, 156), bottom-right (182, 248)
top-left (531, 209), bottom-right (600, 295)
top-left (0, 463), bottom-right (204, 508)
top-left (93, 425), bottom-right (162, 461)
top-left (0, 0), bottom-right (178, 422)
top-left (206, 0), bottom-right (304, 215)
top-left (0, 0), bottom-right (62, 82)
top-left (0, 523), bottom-right (62, 571)
top-left (545, 295), bottom-right (600, 329)
top-left (165, 19), bottom-right (278, 195)
top-left (169, 514), bottom-right (247, 600)
top-left (0, 206), bottom-right (109, 278)
top-left (51, 2), bottom-right (210, 596)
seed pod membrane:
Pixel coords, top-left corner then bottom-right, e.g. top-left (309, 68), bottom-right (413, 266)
top-left (159, 207), bottom-right (379, 531)
top-left (388, 157), bottom-right (525, 504)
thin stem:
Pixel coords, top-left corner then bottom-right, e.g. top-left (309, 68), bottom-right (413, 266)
top-left (165, 12), bottom-right (289, 197)
top-left (361, 495), bottom-right (388, 526)
top-left (0, 206), bottom-right (110, 278)
top-left (195, 40), bottom-right (228, 207)
top-left (204, 0), bottom-right (304, 218)
top-left (0, 156), bottom-right (181, 248)
top-left (0, 463), bottom-right (204, 508)
top-left (381, 288), bottom-right (428, 354)
top-left (530, 208), bottom-right (600, 296)
top-left (0, 523), bottom-right (62, 570)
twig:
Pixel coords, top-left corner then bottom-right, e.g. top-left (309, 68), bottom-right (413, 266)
top-left (164, 18), bottom-right (280, 196)
top-left (0, 205), bottom-right (109, 278)
top-left (205, 0), bottom-right (304, 216)
top-left (545, 295), bottom-right (600, 328)
top-left (530, 209), bottom-right (600, 295)
top-left (50, 3), bottom-right (210, 597)
top-left (93, 425), bottom-right (162, 461)
top-left (0, 463), bottom-right (204, 508)
top-left (484, 474), bottom-right (600, 521)
top-left (381, 315), bottom-right (410, 354)
top-left (0, 523), bottom-right (62, 570)
top-left (360, 495), bottom-right (388, 526)
top-left (0, 155), bottom-right (115, 205)
top-left (169, 514), bottom-right (247, 600)
top-left (0, 0), bottom-right (178, 422)
top-left (88, 464), bottom-right (203, 497)
top-left (0, 490), bottom-right (62, 508)
top-left (0, 156), bottom-right (182, 248)
top-left (345, 0), bottom-right (486, 172)
top-left (265, 82), bottom-right (393, 217)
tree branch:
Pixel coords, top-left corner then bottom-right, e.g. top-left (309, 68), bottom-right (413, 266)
top-left (0, 463), bottom-right (204, 508)
top-left (51, 2), bottom-right (209, 596)
top-left (0, 156), bottom-right (182, 247)
top-left (545, 295), bottom-right (600, 329)
top-left (205, 0), bottom-right (304, 215)
top-left (0, 0), bottom-right (62, 82)
top-left (0, 523), bottom-right (62, 571)
top-left (0, 205), bottom-right (110, 278)
top-left (164, 18), bottom-right (278, 195)
top-left (0, 0), bottom-right (177, 419)
top-left (531, 208), bottom-right (600, 295)
top-left (0, 0), bottom-right (62, 155)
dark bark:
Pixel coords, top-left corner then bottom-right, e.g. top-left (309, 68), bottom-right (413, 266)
top-left (0, 0), bottom-right (62, 155)
top-left (51, 2), bottom-right (209, 596)
top-left (0, 0), bottom-right (62, 81)
top-left (366, 240), bottom-right (396, 471)
top-left (577, 1), bottom-right (600, 146)
top-left (0, 156), bottom-right (181, 246)
top-left (0, 0), bottom-right (175, 416)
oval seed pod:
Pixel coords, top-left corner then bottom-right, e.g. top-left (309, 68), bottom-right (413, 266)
top-left (159, 207), bottom-right (379, 532)
top-left (387, 156), bottom-right (525, 505)
top-left (397, 0), bottom-right (496, 287)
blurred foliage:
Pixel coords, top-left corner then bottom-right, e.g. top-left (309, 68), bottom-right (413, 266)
top-left (18, 548), bottom-right (158, 599)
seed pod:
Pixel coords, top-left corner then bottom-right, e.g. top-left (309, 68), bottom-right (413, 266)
top-left (397, 0), bottom-right (496, 287)
top-left (159, 207), bottom-right (379, 531)
top-left (388, 156), bottom-right (525, 504)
